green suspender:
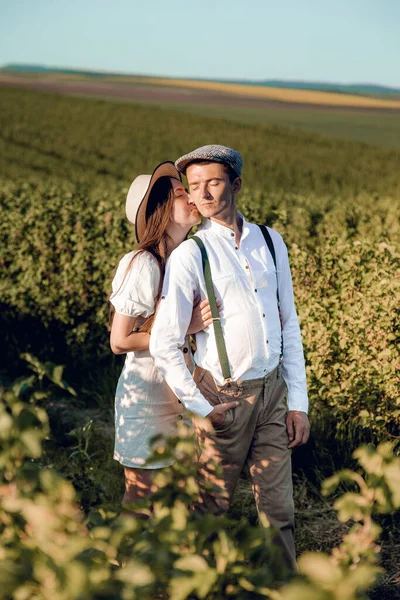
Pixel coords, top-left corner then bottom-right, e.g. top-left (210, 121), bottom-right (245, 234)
top-left (191, 236), bottom-right (232, 382)
top-left (257, 225), bottom-right (284, 363)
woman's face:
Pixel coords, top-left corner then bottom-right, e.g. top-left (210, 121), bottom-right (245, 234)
top-left (169, 178), bottom-right (201, 228)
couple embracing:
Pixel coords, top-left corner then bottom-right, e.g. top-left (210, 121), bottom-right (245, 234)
top-left (109, 144), bottom-right (310, 571)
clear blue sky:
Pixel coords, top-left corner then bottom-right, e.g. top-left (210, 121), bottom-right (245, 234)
top-left (1, 0), bottom-right (399, 87)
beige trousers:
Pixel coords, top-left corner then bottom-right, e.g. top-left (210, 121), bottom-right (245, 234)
top-left (193, 365), bottom-right (296, 572)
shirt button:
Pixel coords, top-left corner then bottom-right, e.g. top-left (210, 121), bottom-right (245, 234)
top-left (254, 289), bottom-right (257, 293)
top-left (161, 295), bottom-right (165, 299)
top-left (245, 265), bottom-right (249, 269)
top-left (266, 340), bottom-right (269, 344)
top-left (235, 246), bottom-right (238, 250)
top-left (231, 232), bottom-right (234, 237)
top-left (262, 313), bottom-right (265, 317)
top-left (183, 348), bottom-right (188, 354)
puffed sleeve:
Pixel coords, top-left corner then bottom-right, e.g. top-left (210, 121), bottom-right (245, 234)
top-left (110, 251), bottom-right (160, 318)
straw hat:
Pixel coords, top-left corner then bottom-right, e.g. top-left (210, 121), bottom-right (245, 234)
top-left (126, 161), bottom-right (181, 241)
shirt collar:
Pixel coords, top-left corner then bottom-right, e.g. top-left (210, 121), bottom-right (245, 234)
top-left (199, 212), bottom-right (250, 241)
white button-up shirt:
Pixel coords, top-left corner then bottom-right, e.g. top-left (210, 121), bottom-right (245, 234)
top-left (150, 216), bottom-right (308, 417)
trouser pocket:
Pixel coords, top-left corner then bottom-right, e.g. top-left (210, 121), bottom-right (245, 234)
top-left (193, 367), bottom-right (235, 432)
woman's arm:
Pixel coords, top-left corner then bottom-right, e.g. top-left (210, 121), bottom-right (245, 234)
top-left (110, 297), bottom-right (221, 355)
top-left (110, 314), bottom-right (149, 354)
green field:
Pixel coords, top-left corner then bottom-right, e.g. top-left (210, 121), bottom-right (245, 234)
top-left (135, 100), bottom-right (400, 150)
top-left (54, 91), bottom-right (400, 150)
top-left (2, 70), bottom-right (400, 150)
top-left (1, 86), bottom-right (399, 599)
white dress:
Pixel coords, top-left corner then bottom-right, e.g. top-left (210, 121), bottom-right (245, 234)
top-left (110, 250), bottom-right (185, 469)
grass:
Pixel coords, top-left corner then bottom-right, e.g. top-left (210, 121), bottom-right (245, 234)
top-left (104, 97), bottom-right (400, 150)
top-left (14, 84), bottom-right (400, 151)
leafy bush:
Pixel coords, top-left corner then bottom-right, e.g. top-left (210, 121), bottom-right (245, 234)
top-left (2, 176), bottom-right (398, 437)
top-left (274, 442), bottom-right (400, 600)
top-left (0, 360), bottom-right (288, 599)
top-left (1, 359), bottom-right (399, 599)
top-left (291, 238), bottom-right (399, 439)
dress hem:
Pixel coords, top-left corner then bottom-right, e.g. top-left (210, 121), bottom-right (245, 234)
top-left (113, 453), bottom-right (174, 469)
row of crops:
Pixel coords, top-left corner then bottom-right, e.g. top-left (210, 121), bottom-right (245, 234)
top-left (0, 86), bottom-right (399, 598)
top-left (1, 86), bottom-right (398, 437)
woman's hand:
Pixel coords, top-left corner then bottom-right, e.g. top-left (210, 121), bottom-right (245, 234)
top-left (187, 296), bottom-right (222, 335)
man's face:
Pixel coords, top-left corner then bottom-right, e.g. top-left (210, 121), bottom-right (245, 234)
top-left (186, 162), bottom-right (240, 220)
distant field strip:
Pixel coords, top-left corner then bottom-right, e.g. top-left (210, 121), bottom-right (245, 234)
top-left (2, 72), bottom-right (400, 109)
top-left (101, 76), bottom-right (400, 109)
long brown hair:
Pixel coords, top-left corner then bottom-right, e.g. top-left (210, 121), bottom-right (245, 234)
top-left (109, 176), bottom-right (177, 332)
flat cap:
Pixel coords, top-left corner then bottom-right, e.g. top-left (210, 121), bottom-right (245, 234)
top-left (175, 144), bottom-right (242, 176)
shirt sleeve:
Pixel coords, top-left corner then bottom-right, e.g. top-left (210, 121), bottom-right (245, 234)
top-left (274, 233), bottom-right (309, 413)
top-left (149, 244), bottom-right (213, 418)
top-left (110, 251), bottom-right (160, 318)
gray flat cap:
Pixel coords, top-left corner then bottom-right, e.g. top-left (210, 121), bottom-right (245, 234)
top-left (175, 144), bottom-right (242, 176)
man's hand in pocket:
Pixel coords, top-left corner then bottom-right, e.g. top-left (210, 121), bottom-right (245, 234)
top-left (208, 401), bottom-right (239, 428)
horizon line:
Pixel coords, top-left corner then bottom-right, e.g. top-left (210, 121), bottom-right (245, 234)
top-left (2, 62), bottom-right (399, 92)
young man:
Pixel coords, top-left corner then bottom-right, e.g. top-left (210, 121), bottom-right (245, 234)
top-left (150, 144), bottom-right (310, 571)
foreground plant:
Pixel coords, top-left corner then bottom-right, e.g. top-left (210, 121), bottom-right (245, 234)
top-left (0, 359), bottom-right (287, 599)
top-left (262, 442), bottom-right (400, 600)
top-left (1, 357), bottom-right (399, 599)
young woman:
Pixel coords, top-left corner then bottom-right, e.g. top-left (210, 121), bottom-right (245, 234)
top-left (109, 161), bottom-right (213, 511)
